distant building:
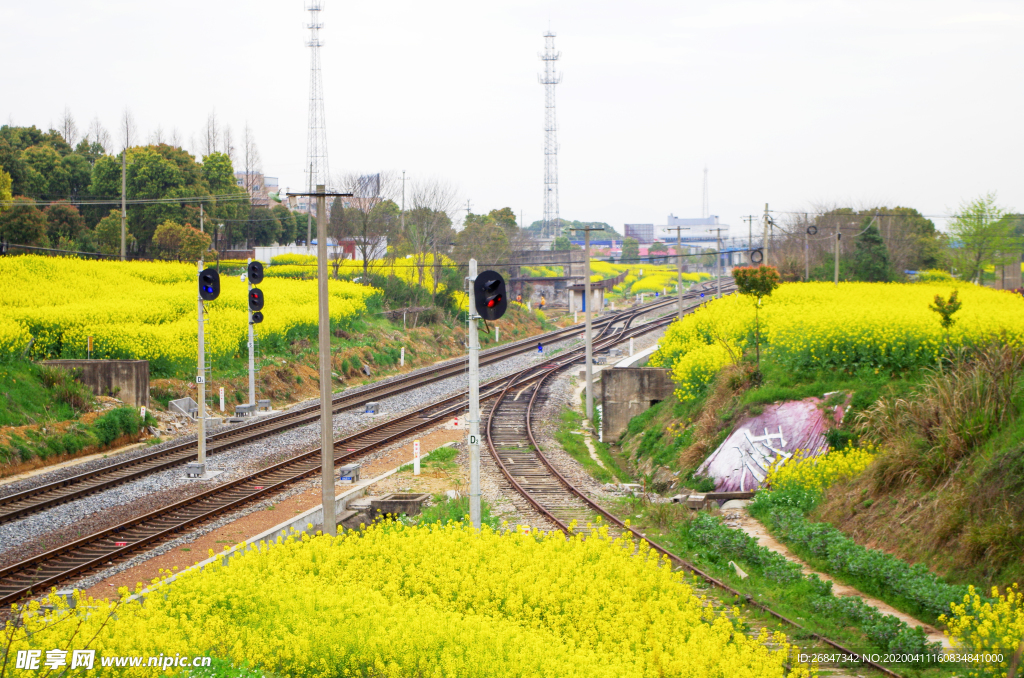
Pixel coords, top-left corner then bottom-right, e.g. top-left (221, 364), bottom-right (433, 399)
top-left (235, 171), bottom-right (270, 208)
top-left (655, 215), bottom-right (731, 247)
top-left (624, 224), bottom-right (654, 243)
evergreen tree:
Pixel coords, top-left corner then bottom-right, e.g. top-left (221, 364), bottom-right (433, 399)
top-left (853, 222), bottom-right (895, 282)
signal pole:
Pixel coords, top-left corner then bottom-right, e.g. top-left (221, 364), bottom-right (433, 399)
top-left (467, 258), bottom-right (481, 528)
top-left (196, 260), bottom-right (206, 472)
top-left (834, 227), bottom-right (841, 287)
top-left (666, 225), bottom-right (690, 319)
top-left (247, 257), bottom-right (256, 406)
top-left (572, 225), bottom-right (602, 422)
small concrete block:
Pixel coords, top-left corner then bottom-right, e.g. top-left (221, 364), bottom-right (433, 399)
top-left (728, 560), bottom-right (749, 579)
top-left (257, 399), bottom-right (272, 412)
top-left (445, 489), bottom-right (460, 499)
top-left (234, 404), bottom-right (256, 416)
top-left (685, 494), bottom-right (707, 510)
top-left (185, 462), bottom-right (206, 478)
top-left (362, 364), bottom-right (372, 376)
top-left (370, 493), bottom-right (430, 519)
top-left (721, 499), bottom-right (751, 509)
top-left (338, 464), bottom-right (360, 483)
top-left (364, 401), bottom-right (379, 415)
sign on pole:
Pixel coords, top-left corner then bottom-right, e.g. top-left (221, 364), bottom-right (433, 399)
top-left (413, 439), bottom-right (421, 475)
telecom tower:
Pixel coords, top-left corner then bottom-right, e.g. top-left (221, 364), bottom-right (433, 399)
top-left (539, 31), bottom-right (561, 238)
top-left (305, 2), bottom-right (330, 198)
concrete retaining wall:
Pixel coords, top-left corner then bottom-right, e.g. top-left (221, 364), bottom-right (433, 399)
top-left (601, 367), bottom-right (675, 441)
top-left (43, 360), bottom-right (149, 408)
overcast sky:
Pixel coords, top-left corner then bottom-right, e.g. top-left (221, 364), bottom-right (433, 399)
top-left (2, 0), bottom-right (1021, 232)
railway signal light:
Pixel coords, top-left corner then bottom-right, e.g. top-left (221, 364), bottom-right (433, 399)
top-left (199, 268), bottom-right (220, 301)
top-left (247, 261), bottom-right (264, 284)
top-left (248, 288), bottom-right (265, 312)
top-left (473, 270), bottom-right (507, 321)
top-left (251, 311), bottom-right (264, 324)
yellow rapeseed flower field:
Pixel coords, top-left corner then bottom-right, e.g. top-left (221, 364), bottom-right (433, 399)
top-left (4, 522), bottom-right (808, 678)
top-left (652, 282), bottom-right (1024, 400)
top-left (941, 583), bottom-right (1024, 677)
top-left (766, 446), bottom-right (876, 496)
top-left (0, 256), bottom-right (379, 376)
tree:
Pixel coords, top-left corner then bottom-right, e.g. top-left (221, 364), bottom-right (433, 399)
top-left (489, 207), bottom-right (517, 233)
top-left (0, 169), bottom-right (11, 212)
top-left (334, 171), bottom-right (401, 282)
top-left (452, 220), bottom-right (511, 268)
top-left (648, 241), bottom-right (668, 253)
top-left (551, 235), bottom-right (571, 251)
top-left (852, 221), bottom-right (895, 282)
top-left (248, 206), bottom-right (280, 246)
top-left (732, 265), bottom-right (781, 372)
top-left (153, 220), bottom-right (210, 261)
top-left (272, 204), bottom-right (297, 245)
top-left (59, 107), bottom-right (78, 147)
top-left (0, 197), bottom-right (46, 246)
top-left (44, 201), bottom-right (85, 242)
top-left (95, 209), bottom-right (134, 255)
top-left (621, 237), bottom-right (640, 262)
top-left (407, 178), bottom-right (459, 296)
top-left (947, 193), bottom-right (1020, 283)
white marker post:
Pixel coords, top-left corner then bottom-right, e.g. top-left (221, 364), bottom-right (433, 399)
top-left (467, 258), bottom-right (482, 528)
top-left (496, 326), bottom-right (499, 342)
top-left (413, 439), bottom-right (421, 475)
top-left (219, 387), bottom-right (225, 412)
top-left (630, 337), bottom-right (634, 356)
top-left (400, 347), bottom-right (405, 367)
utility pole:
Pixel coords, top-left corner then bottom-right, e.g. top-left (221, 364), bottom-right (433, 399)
top-left (666, 225), bottom-right (690, 320)
top-left (247, 257), bottom-right (256, 406)
top-left (120, 152), bottom-right (127, 261)
top-left (467, 258), bottom-right (481, 528)
top-left (572, 225), bottom-right (602, 422)
top-left (199, 203), bottom-right (204, 234)
top-left (306, 162), bottom-right (313, 251)
top-left (716, 227), bottom-right (722, 298)
top-left (834, 227), bottom-right (841, 287)
top-left (804, 227), bottom-right (809, 281)
top-left (401, 170), bottom-right (408, 236)
top-left (763, 203), bottom-right (770, 267)
top-left (743, 215), bottom-right (756, 263)
top-left (290, 185), bottom-right (352, 536)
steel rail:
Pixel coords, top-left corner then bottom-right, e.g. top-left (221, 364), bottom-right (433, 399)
top-left (0, 295), bottom-right (684, 606)
top-left (481, 294), bottom-right (904, 678)
top-left (0, 293), bottom-right (693, 524)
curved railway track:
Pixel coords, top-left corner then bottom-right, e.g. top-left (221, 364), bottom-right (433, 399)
top-left (483, 292), bottom-right (903, 678)
top-left (0, 291), bottom-right (696, 526)
top-left (0, 284), bottom-right (711, 606)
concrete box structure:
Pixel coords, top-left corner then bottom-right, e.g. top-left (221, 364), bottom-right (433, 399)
top-left (568, 287), bottom-right (604, 314)
top-left (43, 360), bottom-right (149, 408)
top-left (601, 367), bottom-right (675, 441)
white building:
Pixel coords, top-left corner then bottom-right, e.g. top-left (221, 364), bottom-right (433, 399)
top-left (654, 215), bottom-right (731, 248)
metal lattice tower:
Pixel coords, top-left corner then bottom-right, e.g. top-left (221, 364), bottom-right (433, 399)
top-left (702, 165), bottom-right (709, 219)
top-left (305, 3), bottom-right (330, 196)
top-left (538, 31), bottom-right (562, 238)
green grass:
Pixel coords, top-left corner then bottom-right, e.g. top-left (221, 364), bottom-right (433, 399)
top-left (0, 407), bottom-right (156, 466)
top-left (0, 362), bottom-right (94, 427)
top-left (398, 444), bottom-right (459, 473)
top-left (411, 494), bottom-right (501, 530)
top-left (553, 408), bottom-right (617, 483)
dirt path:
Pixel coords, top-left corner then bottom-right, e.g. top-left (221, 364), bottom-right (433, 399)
top-left (725, 505), bottom-right (950, 648)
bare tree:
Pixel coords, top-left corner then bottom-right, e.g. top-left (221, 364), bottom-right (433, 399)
top-left (119, 107), bottom-right (137, 150)
top-left (408, 177), bottom-right (460, 297)
top-left (241, 124), bottom-right (262, 247)
top-left (222, 124), bottom-right (235, 163)
top-left (59, 106), bottom-right (78, 147)
top-left (202, 111), bottom-right (219, 156)
top-left (170, 127), bottom-right (182, 149)
top-left (334, 171), bottom-right (401, 284)
top-left (148, 124), bottom-right (165, 145)
top-left (87, 117), bottom-right (112, 152)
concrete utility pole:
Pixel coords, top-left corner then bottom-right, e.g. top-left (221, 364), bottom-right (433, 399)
top-left (196, 260), bottom-right (206, 471)
top-left (834, 227), bottom-right (841, 287)
top-left (199, 203), bottom-right (204, 233)
top-left (572, 225), bottom-right (603, 422)
top-left (401, 170), bottom-right (407, 236)
top-left (306, 162), bottom-right (313, 251)
top-left (467, 259), bottom-right (482, 528)
top-left (666, 225), bottom-right (689, 320)
top-left (743, 215), bottom-right (756, 262)
top-left (247, 257), bottom-right (256, 406)
top-left (289, 185), bottom-right (353, 536)
top-left (716, 227), bottom-right (722, 299)
top-left (804, 227), bottom-right (809, 281)
top-left (763, 203), bottom-right (770, 267)
top-left (314, 185), bottom-right (335, 536)
top-left (120, 152), bottom-right (127, 261)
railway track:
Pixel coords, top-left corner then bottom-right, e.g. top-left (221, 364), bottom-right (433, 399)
top-left (0, 285), bottom-right (706, 607)
top-left (0, 290), bottom-right (696, 526)
top-left (482, 289), bottom-right (903, 678)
